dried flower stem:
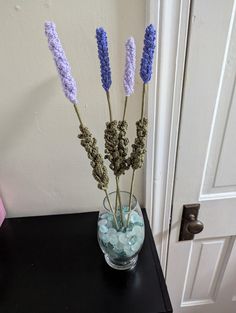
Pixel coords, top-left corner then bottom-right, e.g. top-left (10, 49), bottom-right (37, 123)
top-left (104, 92), bottom-right (126, 227)
top-left (106, 91), bottom-right (113, 122)
top-left (141, 83), bottom-right (146, 121)
top-left (73, 105), bottom-right (83, 127)
top-left (126, 169), bottom-right (135, 227)
top-left (116, 176), bottom-right (124, 226)
top-left (114, 190), bottom-right (118, 214)
top-left (104, 119), bottom-right (128, 227)
top-left (127, 84), bottom-right (147, 227)
top-left (73, 105), bottom-right (118, 229)
top-left (105, 189), bottom-right (119, 229)
top-left (122, 96), bottom-right (128, 121)
top-left (103, 120), bottom-right (124, 224)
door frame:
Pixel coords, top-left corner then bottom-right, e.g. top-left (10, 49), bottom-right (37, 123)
top-left (145, 0), bottom-right (191, 273)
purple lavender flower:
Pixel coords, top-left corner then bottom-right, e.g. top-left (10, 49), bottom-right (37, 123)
top-left (140, 24), bottom-right (156, 84)
top-left (124, 37), bottom-right (136, 96)
top-left (44, 21), bottom-right (78, 104)
top-left (96, 27), bottom-right (112, 92)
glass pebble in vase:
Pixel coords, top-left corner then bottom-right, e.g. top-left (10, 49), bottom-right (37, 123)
top-left (97, 191), bottom-right (145, 270)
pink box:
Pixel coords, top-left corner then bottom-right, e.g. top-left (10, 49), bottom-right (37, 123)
top-left (0, 198), bottom-right (6, 227)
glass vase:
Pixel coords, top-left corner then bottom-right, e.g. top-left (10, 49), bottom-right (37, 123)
top-left (97, 191), bottom-right (145, 270)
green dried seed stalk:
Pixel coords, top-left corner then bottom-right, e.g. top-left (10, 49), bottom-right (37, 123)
top-left (129, 117), bottom-right (148, 170)
top-left (104, 120), bottom-right (130, 176)
top-left (117, 120), bottom-right (130, 172)
top-left (78, 124), bottom-right (109, 190)
top-left (104, 120), bottom-right (118, 172)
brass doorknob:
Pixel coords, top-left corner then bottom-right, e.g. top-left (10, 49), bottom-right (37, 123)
top-left (187, 214), bottom-right (204, 234)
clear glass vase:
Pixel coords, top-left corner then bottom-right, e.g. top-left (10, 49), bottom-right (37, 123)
top-left (97, 191), bottom-right (145, 270)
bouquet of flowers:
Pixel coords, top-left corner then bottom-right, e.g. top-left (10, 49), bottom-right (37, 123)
top-left (44, 22), bottom-right (156, 232)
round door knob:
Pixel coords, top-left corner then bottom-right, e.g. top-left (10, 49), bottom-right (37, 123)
top-left (187, 214), bottom-right (204, 234)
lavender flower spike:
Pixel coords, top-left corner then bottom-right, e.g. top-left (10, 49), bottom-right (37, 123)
top-left (124, 37), bottom-right (136, 96)
top-left (96, 27), bottom-right (112, 91)
top-left (140, 24), bottom-right (156, 84)
top-left (44, 21), bottom-right (78, 104)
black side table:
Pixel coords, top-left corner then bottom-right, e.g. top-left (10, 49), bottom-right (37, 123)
top-left (0, 209), bottom-right (172, 313)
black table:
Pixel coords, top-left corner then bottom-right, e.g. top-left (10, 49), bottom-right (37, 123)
top-left (0, 209), bottom-right (172, 313)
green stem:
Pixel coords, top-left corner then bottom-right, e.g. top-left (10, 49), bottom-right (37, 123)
top-left (116, 176), bottom-right (124, 227)
top-left (122, 96), bottom-right (128, 121)
top-left (104, 189), bottom-right (119, 229)
top-left (73, 104), bottom-right (84, 127)
top-left (126, 169), bottom-right (135, 227)
top-left (114, 190), bottom-right (118, 215)
top-left (106, 91), bottom-right (113, 122)
top-left (140, 83), bottom-right (146, 122)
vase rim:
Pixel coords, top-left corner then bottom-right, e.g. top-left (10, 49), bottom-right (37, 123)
top-left (103, 190), bottom-right (138, 212)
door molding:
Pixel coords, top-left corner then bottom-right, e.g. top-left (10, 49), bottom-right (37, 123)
top-left (145, 0), bottom-right (191, 273)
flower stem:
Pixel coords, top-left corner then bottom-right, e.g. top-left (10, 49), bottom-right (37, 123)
top-left (122, 96), bottom-right (128, 121)
top-left (73, 104), bottom-right (84, 127)
top-left (140, 83), bottom-right (146, 122)
top-left (116, 176), bottom-right (124, 227)
top-left (72, 105), bottom-right (116, 227)
top-left (104, 189), bottom-right (119, 229)
top-left (114, 190), bottom-right (118, 215)
top-left (106, 91), bottom-right (113, 122)
top-left (126, 169), bottom-right (135, 227)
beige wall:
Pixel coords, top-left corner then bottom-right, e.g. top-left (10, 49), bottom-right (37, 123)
top-left (0, 0), bottom-right (146, 217)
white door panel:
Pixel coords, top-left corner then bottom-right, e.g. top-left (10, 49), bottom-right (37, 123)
top-left (167, 0), bottom-right (236, 312)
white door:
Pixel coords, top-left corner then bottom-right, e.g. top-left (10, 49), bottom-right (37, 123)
top-left (166, 0), bottom-right (236, 312)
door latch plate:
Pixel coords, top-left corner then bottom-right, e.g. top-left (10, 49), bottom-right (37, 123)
top-left (179, 204), bottom-right (202, 241)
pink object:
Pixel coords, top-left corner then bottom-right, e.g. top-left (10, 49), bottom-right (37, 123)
top-left (0, 198), bottom-right (6, 227)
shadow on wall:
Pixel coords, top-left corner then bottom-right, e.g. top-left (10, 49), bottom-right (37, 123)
top-left (0, 76), bottom-right (58, 159)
